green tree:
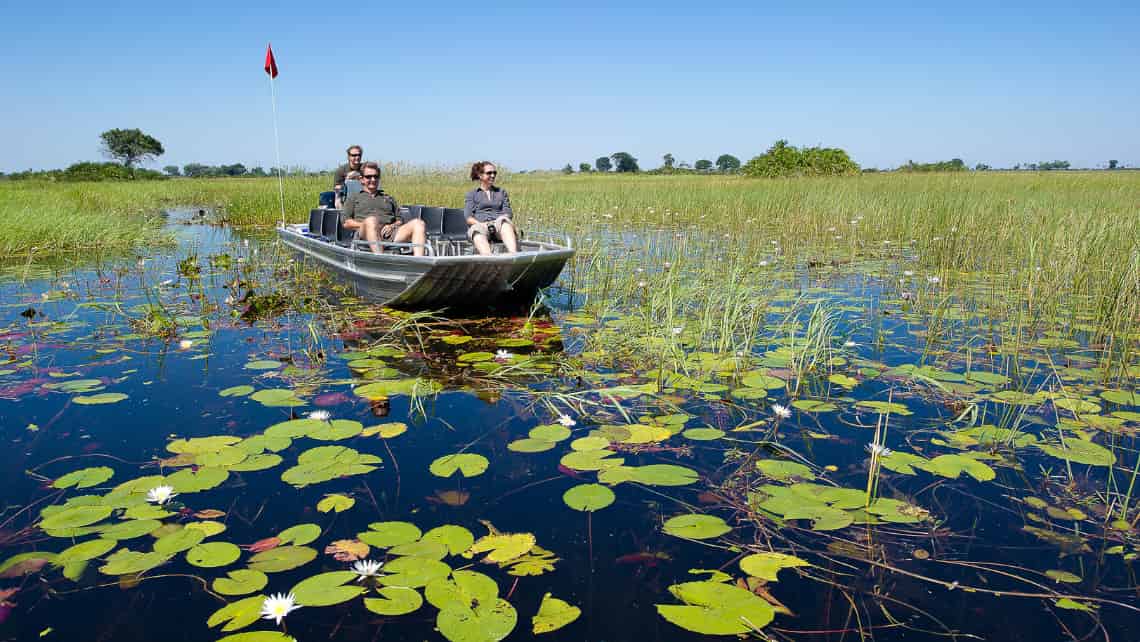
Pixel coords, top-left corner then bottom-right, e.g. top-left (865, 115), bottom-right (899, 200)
top-left (183, 163), bottom-right (211, 178)
top-left (578, 162), bottom-right (592, 173)
top-left (610, 152), bottom-right (639, 173)
top-left (1108, 160), bottom-right (1119, 170)
top-left (562, 163), bottom-right (574, 174)
top-left (662, 153), bottom-right (675, 170)
top-left (595, 156), bottom-right (612, 172)
top-left (163, 165), bottom-right (181, 176)
top-left (221, 163), bottom-right (247, 177)
top-left (695, 159), bottom-right (713, 171)
top-left (974, 163), bottom-right (991, 171)
top-left (742, 139), bottom-right (859, 178)
top-left (99, 128), bottom-right (164, 168)
top-left (248, 166), bottom-right (267, 177)
top-left (715, 154), bottom-right (741, 173)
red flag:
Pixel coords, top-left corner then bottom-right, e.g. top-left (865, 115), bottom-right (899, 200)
top-left (264, 44), bottom-right (278, 79)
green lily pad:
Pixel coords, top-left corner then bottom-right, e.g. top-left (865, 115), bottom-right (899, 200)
top-left (389, 540), bottom-right (449, 560)
top-left (153, 528), bottom-right (206, 554)
top-left (55, 538), bottom-right (117, 565)
top-left (378, 556), bottom-right (452, 588)
top-left (441, 334), bottom-right (474, 345)
top-left (364, 586), bottom-right (424, 615)
top-left (656, 581), bottom-right (775, 635)
top-left (1046, 569), bottom-right (1082, 583)
top-left (663, 514), bottom-right (731, 540)
top-left (1035, 439), bottom-right (1116, 466)
top-left (207, 594), bottom-right (267, 632)
top-left (278, 523), bottom-right (321, 546)
top-left (425, 570), bottom-right (500, 610)
top-left (248, 545), bottom-right (317, 573)
top-left (249, 388), bottom-right (297, 404)
top-left (560, 450), bottom-right (623, 471)
top-left (430, 453), bottom-right (490, 478)
top-left (741, 371), bottom-right (786, 389)
top-left (99, 549), bottom-right (172, 575)
top-left (457, 351), bottom-right (496, 363)
top-left (1052, 397), bottom-right (1102, 414)
top-left (563, 484), bottom-right (615, 512)
top-left (41, 505), bottom-right (112, 530)
top-left (756, 459), bottom-right (815, 481)
top-left (918, 454), bottom-right (996, 481)
top-left (99, 519), bottom-right (162, 540)
top-left (291, 570), bottom-right (366, 606)
top-left (507, 438), bottom-right (557, 453)
top-left (682, 427), bottom-right (725, 441)
top-left (855, 400), bottom-right (913, 416)
top-left (529, 424), bottom-right (572, 441)
top-left (52, 466), bottom-right (115, 490)
top-left (73, 393), bottom-right (128, 405)
top-left (627, 464), bottom-right (700, 486)
top-left (216, 632), bottom-right (296, 642)
top-left (569, 436), bottom-right (610, 451)
top-left (213, 569), bottom-right (269, 596)
top-left (437, 598), bottom-right (517, 642)
top-left (186, 542), bottom-right (241, 568)
top-left (792, 399), bottom-right (839, 412)
top-left (739, 552), bottom-right (811, 581)
top-left (359, 521), bottom-right (422, 548)
top-left (465, 533), bottom-right (536, 563)
top-left (532, 592), bottom-right (581, 634)
top-left (423, 525), bottom-right (475, 556)
top-left (166, 466), bottom-right (229, 493)
top-left (317, 494), bottom-right (356, 513)
top-left (219, 385), bottom-right (255, 397)
top-left (1100, 389), bottom-right (1140, 406)
top-left (244, 360), bottom-right (283, 370)
top-left (305, 419), bottom-right (363, 441)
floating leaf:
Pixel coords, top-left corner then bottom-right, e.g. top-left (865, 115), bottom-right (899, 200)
top-left (529, 424), bottom-right (571, 442)
top-left (683, 428), bottom-right (725, 441)
top-left (1046, 569), bottom-right (1082, 583)
top-left (291, 570), bottom-right (365, 606)
top-left (465, 533), bottom-right (536, 563)
top-left (879, 451), bottom-right (927, 475)
top-left (317, 494), bottom-right (355, 513)
top-left (41, 505), bottom-right (112, 530)
top-left (207, 594), bottom-right (267, 632)
top-left (73, 393), bottom-right (128, 405)
top-left (325, 539), bottom-right (370, 562)
top-left (362, 422), bottom-right (408, 438)
top-left (1100, 389), bottom-right (1139, 406)
top-left (918, 454), bottom-right (996, 481)
top-left (532, 593), bottom-right (581, 634)
top-left (186, 542), bottom-right (241, 568)
top-left (430, 453), bottom-right (490, 478)
top-left (656, 581), bottom-right (775, 635)
top-left (216, 632), bottom-right (296, 642)
top-left (507, 438), bottom-right (557, 453)
top-left (1052, 397), bottom-right (1102, 414)
top-left (437, 598), bottom-right (517, 642)
top-left (627, 464), bottom-right (699, 487)
top-left (364, 586), bottom-right (424, 615)
top-left (153, 528), bottom-right (206, 554)
top-left (359, 522), bottom-right (422, 548)
top-left (305, 419), bottom-right (363, 441)
top-left (563, 484), bottom-right (615, 512)
top-left (1055, 598), bottom-right (1095, 612)
top-left (167, 435), bottom-right (242, 454)
top-left (739, 552), bottom-right (811, 581)
top-left (99, 549), bottom-right (172, 575)
top-left (423, 525), bottom-right (475, 556)
top-left (219, 385), bottom-right (255, 398)
top-left (99, 519), bottom-right (162, 540)
top-left (0, 552), bottom-right (56, 577)
top-left (560, 450), bottom-right (623, 471)
top-left (504, 546), bottom-right (559, 577)
top-left (756, 459), bottom-right (815, 481)
top-left (278, 523), bottom-right (321, 546)
top-left (828, 374), bottom-right (858, 388)
top-left (244, 360), bottom-right (283, 370)
top-left (569, 436), bottom-right (610, 451)
top-left (213, 569), bottom-right (268, 596)
top-left (389, 540), bottom-right (449, 560)
top-left (855, 400), bottom-right (913, 416)
top-left (54, 539), bottom-right (117, 565)
top-left (1035, 439), bottom-right (1116, 467)
top-left (248, 545), bottom-right (317, 573)
top-left (425, 570), bottom-right (499, 610)
top-left (52, 467), bottom-right (114, 490)
top-left (663, 515), bottom-right (731, 540)
top-left (741, 371), bottom-right (786, 389)
top-left (378, 556), bottom-right (452, 588)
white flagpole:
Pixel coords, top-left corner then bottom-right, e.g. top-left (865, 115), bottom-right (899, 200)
top-left (268, 48), bottom-right (286, 227)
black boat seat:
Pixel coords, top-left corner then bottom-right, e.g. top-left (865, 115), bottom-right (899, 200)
top-left (321, 209), bottom-right (341, 239)
top-left (307, 209), bottom-right (325, 236)
top-left (404, 205), bottom-right (424, 221)
top-left (318, 191), bottom-right (335, 209)
top-left (420, 207), bottom-right (445, 237)
top-left (441, 208), bottom-right (468, 241)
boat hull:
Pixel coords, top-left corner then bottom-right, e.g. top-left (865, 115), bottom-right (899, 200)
top-left (277, 225), bottom-right (573, 308)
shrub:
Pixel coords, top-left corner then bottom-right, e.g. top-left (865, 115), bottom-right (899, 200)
top-left (741, 140), bottom-right (859, 178)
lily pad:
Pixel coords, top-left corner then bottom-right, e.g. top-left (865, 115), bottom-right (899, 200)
top-left (532, 592), bottom-right (581, 634)
top-left (792, 399), bottom-right (839, 412)
top-left (1035, 439), bottom-right (1116, 466)
top-left (756, 459), bottom-right (815, 481)
top-left (465, 533), bottom-right (536, 563)
top-left (213, 569), bottom-right (268, 596)
top-left (423, 525), bottom-right (476, 556)
top-left (739, 552), bottom-right (811, 581)
top-left (430, 453), bottom-right (490, 478)
top-left (317, 494), bottom-right (356, 513)
top-left (278, 523), bottom-right (321, 546)
top-left (683, 427), bottom-right (725, 441)
top-left (529, 424), bottom-right (572, 442)
top-left (73, 393), bottom-right (128, 405)
top-left (627, 464), bottom-right (700, 487)
top-left (153, 528), bottom-right (206, 554)
top-left (219, 385), bottom-right (255, 397)
top-left (291, 570), bottom-right (366, 606)
top-left (656, 581), bottom-right (775, 635)
top-left (437, 598), bottom-right (517, 642)
top-left (359, 521), bottom-right (422, 548)
top-left (216, 633), bottom-right (296, 642)
top-left (207, 594), bottom-right (267, 632)
top-left (563, 484), bottom-right (615, 512)
top-left (248, 545), bottom-right (317, 573)
top-left (663, 514), bottom-right (732, 540)
top-left (425, 570), bottom-right (500, 610)
top-left (99, 549), bottom-right (172, 575)
top-left (55, 538), bottom-right (117, 565)
top-left (918, 454), bottom-right (996, 481)
top-left (186, 542), bottom-right (241, 568)
top-left (41, 505), bottom-right (112, 531)
top-left (364, 586), bottom-right (424, 615)
top-left (53, 466), bottom-right (114, 490)
top-left (378, 556), bottom-right (452, 588)
top-left (389, 540), bottom-right (450, 560)
top-left (507, 438), bottom-right (557, 453)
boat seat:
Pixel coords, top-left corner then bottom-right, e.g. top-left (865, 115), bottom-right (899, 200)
top-left (420, 207), bottom-right (445, 237)
top-left (307, 209), bottom-right (325, 236)
top-left (441, 208), bottom-right (469, 241)
top-left (321, 209), bottom-right (341, 239)
top-left (318, 191), bottom-right (335, 209)
top-left (404, 205), bottom-right (424, 221)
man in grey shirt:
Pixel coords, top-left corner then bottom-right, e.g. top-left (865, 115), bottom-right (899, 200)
top-left (342, 162), bottom-right (427, 256)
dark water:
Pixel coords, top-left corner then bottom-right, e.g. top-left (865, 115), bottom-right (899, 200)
top-left (0, 215), bottom-right (1137, 641)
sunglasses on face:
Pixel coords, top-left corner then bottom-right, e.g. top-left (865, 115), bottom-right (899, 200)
top-left (362, 175), bottom-right (380, 181)
top-left (349, 153), bottom-right (362, 158)
top-left (483, 171), bottom-right (497, 176)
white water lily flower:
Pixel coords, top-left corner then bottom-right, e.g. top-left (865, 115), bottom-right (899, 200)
top-left (352, 559), bottom-right (384, 581)
top-left (557, 414), bottom-right (577, 427)
top-left (308, 410), bottom-right (331, 422)
top-left (637, 280), bottom-right (647, 288)
top-left (927, 276), bottom-right (941, 284)
top-left (178, 339), bottom-right (193, 350)
top-left (903, 270), bottom-right (914, 277)
top-left (771, 404), bottom-right (791, 419)
top-left (495, 349), bottom-right (512, 362)
top-left (758, 260), bottom-right (769, 267)
top-left (865, 443), bottom-right (893, 458)
top-left (146, 485), bottom-right (177, 505)
top-left (901, 292), bottom-right (914, 301)
top-left (671, 327), bottom-right (683, 335)
top-left (160, 279), bottom-right (174, 286)
top-left (261, 592), bottom-right (300, 625)
top-left (844, 341), bottom-right (857, 348)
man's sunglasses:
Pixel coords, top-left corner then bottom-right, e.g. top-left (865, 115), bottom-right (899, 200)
top-left (349, 153), bottom-right (363, 158)
top-left (362, 175), bottom-right (380, 181)
top-left (483, 171), bottom-right (497, 176)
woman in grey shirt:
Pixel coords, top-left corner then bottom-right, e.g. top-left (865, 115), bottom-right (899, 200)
top-left (464, 161), bottom-right (519, 255)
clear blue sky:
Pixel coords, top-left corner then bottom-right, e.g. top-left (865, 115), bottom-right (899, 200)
top-left (2, 1), bottom-right (1137, 173)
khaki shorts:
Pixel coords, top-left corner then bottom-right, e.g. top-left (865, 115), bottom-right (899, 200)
top-left (467, 216), bottom-right (515, 242)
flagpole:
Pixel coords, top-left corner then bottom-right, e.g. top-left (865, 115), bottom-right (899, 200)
top-left (267, 45), bottom-right (286, 227)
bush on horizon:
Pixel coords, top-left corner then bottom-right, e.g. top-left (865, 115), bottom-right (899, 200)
top-left (741, 140), bottom-right (860, 178)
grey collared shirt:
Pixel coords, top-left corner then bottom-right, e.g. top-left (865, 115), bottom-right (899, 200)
top-left (464, 186), bottom-right (513, 223)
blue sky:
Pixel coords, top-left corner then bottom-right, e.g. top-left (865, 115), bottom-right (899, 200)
top-left (2, 1), bottom-right (1137, 173)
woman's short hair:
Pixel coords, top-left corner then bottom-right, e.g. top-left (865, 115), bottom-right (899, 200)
top-left (361, 161), bottom-right (381, 173)
top-left (470, 161), bottom-right (494, 181)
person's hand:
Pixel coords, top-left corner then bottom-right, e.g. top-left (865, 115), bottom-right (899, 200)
top-left (380, 224), bottom-right (393, 237)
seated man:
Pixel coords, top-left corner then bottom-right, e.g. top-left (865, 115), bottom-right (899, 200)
top-left (342, 162), bottom-right (427, 256)
top-left (332, 145), bottom-right (364, 207)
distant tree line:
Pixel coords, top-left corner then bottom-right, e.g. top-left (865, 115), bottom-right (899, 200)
top-left (897, 158), bottom-right (968, 172)
top-left (175, 164), bottom-right (273, 178)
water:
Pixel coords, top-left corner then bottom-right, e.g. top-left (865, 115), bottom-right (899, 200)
top-left (0, 214), bottom-right (1136, 641)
